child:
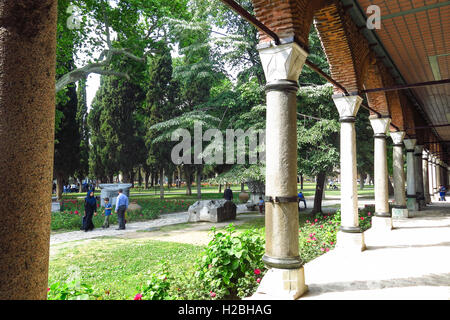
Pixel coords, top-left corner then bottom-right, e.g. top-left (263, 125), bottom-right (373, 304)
top-left (298, 192), bottom-right (307, 210)
top-left (102, 197), bottom-right (112, 228)
top-left (258, 197), bottom-right (264, 214)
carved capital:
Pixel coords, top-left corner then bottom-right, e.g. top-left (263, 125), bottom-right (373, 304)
top-left (390, 131), bottom-right (405, 145)
top-left (258, 42), bottom-right (308, 83)
top-left (332, 95), bottom-right (363, 118)
top-left (403, 138), bottom-right (417, 150)
top-left (369, 117), bottom-right (391, 135)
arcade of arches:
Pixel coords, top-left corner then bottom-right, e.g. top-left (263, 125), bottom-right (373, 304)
top-left (0, 0), bottom-right (449, 299)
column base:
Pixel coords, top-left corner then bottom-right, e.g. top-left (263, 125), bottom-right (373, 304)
top-left (335, 230), bottom-right (366, 252)
top-left (370, 216), bottom-right (393, 231)
top-left (406, 197), bottom-right (419, 211)
top-left (392, 207), bottom-right (409, 219)
top-left (424, 194), bottom-right (431, 204)
top-left (249, 267), bottom-right (308, 300)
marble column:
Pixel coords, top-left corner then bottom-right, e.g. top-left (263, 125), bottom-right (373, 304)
top-left (333, 95), bottom-right (366, 251)
top-left (431, 156), bottom-right (439, 201)
top-left (422, 150), bottom-right (431, 204)
top-left (414, 145), bottom-right (425, 208)
top-left (390, 131), bottom-right (408, 218)
top-left (404, 139), bottom-right (418, 212)
top-left (435, 159), bottom-right (441, 200)
top-left (428, 154), bottom-right (435, 201)
top-left (0, 1), bottom-right (58, 299)
top-left (369, 116), bottom-right (392, 230)
top-left (253, 41), bottom-right (308, 300)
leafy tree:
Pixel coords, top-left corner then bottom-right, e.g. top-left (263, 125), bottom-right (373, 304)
top-left (144, 43), bottom-right (179, 198)
top-left (54, 74), bottom-right (81, 200)
top-left (56, 0), bottom-right (191, 92)
top-left (74, 78), bottom-right (90, 190)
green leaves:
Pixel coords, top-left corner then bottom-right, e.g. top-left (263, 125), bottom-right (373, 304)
top-left (195, 224), bottom-right (265, 299)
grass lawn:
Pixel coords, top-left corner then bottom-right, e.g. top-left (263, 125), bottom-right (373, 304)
top-left (56, 182), bottom-right (375, 200)
top-left (48, 238), bottom-right (204, 300)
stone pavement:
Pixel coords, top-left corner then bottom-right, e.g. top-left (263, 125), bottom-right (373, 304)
top-left (50, 212), bottom-right (190, 245)
top-left (300, 203), bottom-right (450, 300)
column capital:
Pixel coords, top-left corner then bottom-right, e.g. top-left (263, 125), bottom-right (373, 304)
top-left (390, 131), bottom-right (406, 145)
top-left (403, 138), bottom-right (417, 151)
top-left (332, 95), bottom-right (363, 119)
top-left (258, 42), bottom-right (308, 83)
top-left (369, 116), bottom-right (391, 136)
top-left (414, 145), bottom-right (424, 155)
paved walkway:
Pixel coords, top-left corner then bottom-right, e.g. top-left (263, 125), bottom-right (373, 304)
top-left (50, 212), bottom-right (190, 245)
top-left (300, 202), bottom-right (450, 300)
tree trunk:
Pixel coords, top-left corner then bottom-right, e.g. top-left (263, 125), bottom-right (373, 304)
top-left (185, 166), bottom-right (192, 195)
top-left (159, 168), bottom-right (164, 199)
top-left (300, 174), bottom-right (304, 190)
top-left (360, 172), bottom-right (366, 190)
top-left (312, 172), bottom-right (326, 214)
top-left (196, 167), bottom-right (202, 199)
top-left (138, 168), bottom-right (142, 187)
top-left (241, 182), bottom-right (245, 192)
top-left (144, 170), bottom-right (150, 189)
top-left (218, 183), bottom-right (222, 194)
top-left (0, 0), bottom-right (58, 300)
top-left (56, 173), bottom-right (64, 201)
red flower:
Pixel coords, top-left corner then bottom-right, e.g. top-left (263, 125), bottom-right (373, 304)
top-left (47, 287), bottom-right (50, 292)
top-left (74, 210), bottom-right (78, 215)
top-left (134, 293), bottom-right (142, 300)
top-left (210, 291), bottom-right (216, 298)
top-left (320, 225), bottom-right (323, 228)
top-left (314, 219), bottom-right (318, 222)
top-left (256, 278), bottom-right (261, 283)
top-left (254, 269), bottom-right (261, 275)
top-left (368, 212), bottom-right (371, 216)
top-left (360, 217), bottom-right (364, 220)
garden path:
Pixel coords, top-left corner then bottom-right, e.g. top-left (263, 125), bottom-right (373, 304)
top-left (296, 203), bottom-right (449, 300)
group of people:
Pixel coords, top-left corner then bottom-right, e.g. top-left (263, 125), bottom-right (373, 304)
top-left (222, 186), bottom-right (307, 214)
top-left (82, 188), bottom-right (129, 232)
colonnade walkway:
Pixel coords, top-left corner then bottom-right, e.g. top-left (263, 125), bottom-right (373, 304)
top-left (301, 202), bottom-right (450, 300)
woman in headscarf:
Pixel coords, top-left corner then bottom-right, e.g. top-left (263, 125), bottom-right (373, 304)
top-left (83, 190), bottom-right (97, 232)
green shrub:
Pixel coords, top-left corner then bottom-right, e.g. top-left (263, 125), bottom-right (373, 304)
top-left (194, 224), bottom-right (266, 299)
top-left (47, 280), bottom-right (96, 300)
top-left (135, 263), bottom-right (173, 300)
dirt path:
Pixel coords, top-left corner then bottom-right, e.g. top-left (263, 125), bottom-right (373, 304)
top-left (115, 214), bottom-right (265, 246)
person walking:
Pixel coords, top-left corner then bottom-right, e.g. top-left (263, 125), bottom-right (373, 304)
top-left (83, 190), bottom-right (97, 232)
top-left (439, 185), bottom-right (446, 201)
top-left (115, 189), bottom-right (129, 230)
top-left (224, 185), bottom-right (233, 201)
top-left (298, 191), bottom-right (307, 210)
top-left (102, 197), bottom-right (112, 228)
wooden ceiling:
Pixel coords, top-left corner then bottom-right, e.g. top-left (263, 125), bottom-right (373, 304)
top-left (355, 0), bottom-right (450, 145)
